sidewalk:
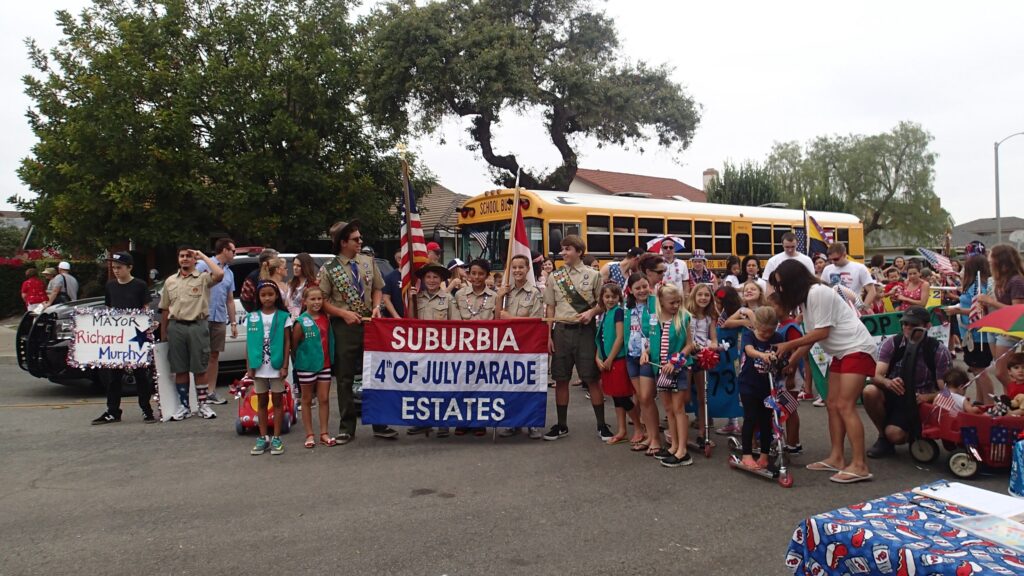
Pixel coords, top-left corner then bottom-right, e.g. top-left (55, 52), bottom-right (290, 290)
top-left (0, 314), bottom-right (22, 366)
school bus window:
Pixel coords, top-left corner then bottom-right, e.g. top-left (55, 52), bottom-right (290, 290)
top-left (714, 222), bottom-right (732, 254)
top-left (837, 228), bottom-right (850, 244)
top-left (694, 220), bottom-right (713, 253)
top-left (613, 216), bottom-right (636, 253)
top-left (549, 222), bottom-right (582, 251)
top-left (586, 215), bottom-right (611, 254)
top-left (735, 233), bottom-right (750, 256)
top-left (637, 217), bottom-right (664, 250)
top-left (773, 226), bottom-right (792, 252)
top-left (667, 219), bottom-right (692, 253)
top-left (752, 224), bottom-right (772, 256)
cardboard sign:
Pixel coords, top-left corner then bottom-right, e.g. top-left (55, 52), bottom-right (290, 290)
top-left (69, 309), bottom-right (155, 368)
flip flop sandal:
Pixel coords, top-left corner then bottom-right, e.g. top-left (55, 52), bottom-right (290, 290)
top-left (645, 446), bottom-right (661, 457)
top-left (304, 435), bottom-right (316, 449)
top-left (606, 437), bottom-right (627, 445)
top-left (630, 442), bottom-right (650, 452)
top-left (320, 434), bottom-right (337, 447)
top-left (830, 471), bottom-right (874, 484)
top-left (806, 461), bottom-right (840, 472)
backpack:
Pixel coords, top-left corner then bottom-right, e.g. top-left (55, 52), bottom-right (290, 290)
top-left (887, 333), bottom-right (939, 442)
top-left (886, 333), bottom-right (939, 386)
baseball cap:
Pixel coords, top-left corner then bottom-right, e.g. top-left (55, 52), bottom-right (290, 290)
top-left (107, 251), bottom-right (134, 266)
top-left (58, 261), bottom-right (71, 270)
top-left (901, 306), bottom-right (930, 326)
top-left (446, 258), bottom-right (467, 270)
top-left (42, 267), bottom-right (57, 276)
top-left (691, 249), bottom-right (707, 262)
top-left (426, 241), bottom-right (442, 254)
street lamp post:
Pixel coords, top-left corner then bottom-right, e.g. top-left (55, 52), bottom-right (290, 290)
top-left (995, 131), bottom-right (1024, 244)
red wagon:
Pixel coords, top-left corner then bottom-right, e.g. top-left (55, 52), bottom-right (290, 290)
top-left (911, 402), bottom-right (1024, 478)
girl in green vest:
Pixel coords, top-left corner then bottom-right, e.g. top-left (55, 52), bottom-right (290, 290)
top-left (640, 283), bottom-right (694, 468)
top-left (595, 283), bottom-right (641, 446)
top-left (246, 281), bottom-right (292, 456)
top-left (291, 287), bottom-right (336, 448)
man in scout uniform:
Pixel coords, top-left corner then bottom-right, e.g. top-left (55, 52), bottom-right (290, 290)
top-left (449, 258), bottom-right (497, 436)
top-left (405, 261), bottom-right (453, 437)
top-left (318, 220), bottom-right (397, 443)
top-left (159, 245), bottom-right (224, 421)
top-left (542, 235), bottom-right (611, 441)
top-left (497, 253), bottom-right (544, 438)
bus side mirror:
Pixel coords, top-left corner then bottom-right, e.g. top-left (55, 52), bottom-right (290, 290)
top-left (550, 228), bottom-right (563, 254)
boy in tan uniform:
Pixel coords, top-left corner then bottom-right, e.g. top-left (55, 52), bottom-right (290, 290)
top-left (542, 235), bottom-right (610, 441)
top-left (497, 254), bottom-right (545, 438)
top-left (406, 262), bottom-right (453, 437)
top-left (448, 258), bottom-right (497, 436)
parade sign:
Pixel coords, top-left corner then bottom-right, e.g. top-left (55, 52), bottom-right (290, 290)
top-left (69, 308), bottom-right (155, 368)
top-left (361, 318), bottom-right (548, 428)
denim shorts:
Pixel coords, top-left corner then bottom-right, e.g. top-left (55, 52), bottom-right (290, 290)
top-left (626, 356), bottom-right (642, 379)
top-left (995, 334), bottom-right (1021, 349)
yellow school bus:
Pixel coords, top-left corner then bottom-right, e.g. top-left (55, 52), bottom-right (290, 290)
top-left (456, 189), bottom-right (864, 270)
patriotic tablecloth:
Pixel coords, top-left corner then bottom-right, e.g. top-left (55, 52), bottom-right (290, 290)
top-left (785, 483), bottom-right (1024, 575)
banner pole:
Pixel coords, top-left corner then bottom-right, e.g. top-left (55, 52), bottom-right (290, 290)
top-left (401, 158), bottom-right (418, 319)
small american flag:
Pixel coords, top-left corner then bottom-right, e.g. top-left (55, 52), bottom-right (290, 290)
top-left (399, 162), bottom-right (427, 300)
top-left (918, 247), bottom-right (955, 276)
top-left (469, 230), bottom-right (488, 253)
top-left (795, 228), bottom-right (808, 255)
top-left (933, 387), bottom-right (961, 417)
top-left (776, 388), bottom-right (799, 423)
top-left (991, 426), bottom-right (1012, 463)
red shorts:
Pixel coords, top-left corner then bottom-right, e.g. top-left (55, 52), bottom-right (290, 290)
top-left (829, 352), bottom-right (876, 377)
top-left (601, 358), bottom-right (634, 397)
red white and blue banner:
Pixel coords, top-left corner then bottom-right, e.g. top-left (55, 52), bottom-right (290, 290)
top-left (361, 319), bottom-right (548, 428)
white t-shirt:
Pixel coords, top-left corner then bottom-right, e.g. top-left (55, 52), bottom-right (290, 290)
top-left (662, 258), bottom-right (690, 291)
top-left (802, 284), bottom-right (877, 359)
top-left (723, 274), bottom-right (740, 288)
top-left (762, 251), bottom-right (815, 281)
top-left (254, 312), bottom-right (293, 377)
top-left (821, 261), bottom-right (875, 296)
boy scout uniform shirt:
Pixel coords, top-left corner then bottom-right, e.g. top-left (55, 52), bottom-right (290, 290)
top-left (543, 262), bottom-right (600, 321)
top-left (159, 269), bottom-right (215, 321)
top-left (317, 253), bottom-right (383, 313)
top-left (415, 290), bottom-right (451, 320)
top-left (450, 287), bottom-right (497, 320)
top-left (504, 283), bottom-right (543, 318)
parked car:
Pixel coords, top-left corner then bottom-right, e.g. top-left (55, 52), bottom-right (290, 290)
top-left (16, 253), bottom-right (394, 387)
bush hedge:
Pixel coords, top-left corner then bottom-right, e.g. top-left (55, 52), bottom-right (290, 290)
top-left (0, 259), bottom-right (107, 318)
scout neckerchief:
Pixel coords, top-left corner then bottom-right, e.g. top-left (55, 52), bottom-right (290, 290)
top-left (461, 289), bottom-right (490, 318)
top-left (323, 256), bottom-right (371, 317)
top-left (552, 265), bottom-right (592, 314)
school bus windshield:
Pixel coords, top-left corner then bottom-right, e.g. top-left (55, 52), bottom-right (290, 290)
top-left (460, 218), bottom-right (544, 268)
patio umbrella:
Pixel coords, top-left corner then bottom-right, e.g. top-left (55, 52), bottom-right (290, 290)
top-left (967, 304), bottom-right (1024, 339)
top-left (646, 235), bottom-right (686, 252)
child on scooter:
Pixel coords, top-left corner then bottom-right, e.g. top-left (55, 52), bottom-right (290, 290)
top-left (687, 283), bottom-right (718, 446)
top-left (738, 307), bottom-right (783, 469)
top-left (769, 292), bottom-right (809, 454)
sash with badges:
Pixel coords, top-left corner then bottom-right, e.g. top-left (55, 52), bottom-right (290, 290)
top-left (324, 258), bottom-right (371, 317)
top-left (552, 267), bottom-right (592, 314)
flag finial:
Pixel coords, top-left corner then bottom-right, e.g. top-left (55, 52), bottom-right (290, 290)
top-left (396, 142), bottom-right (408, 160)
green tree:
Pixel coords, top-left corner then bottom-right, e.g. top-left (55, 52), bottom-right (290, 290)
top-left (0, 224), bottom-right (24, 256)
top-left (704, 161), bottom-right (780, 207)
top-left (15, 0), bottom-right (425, 252)
top-left (360, 0), bottom-right (701, 190)
top-left (767, 122), bottom-right (947, 245)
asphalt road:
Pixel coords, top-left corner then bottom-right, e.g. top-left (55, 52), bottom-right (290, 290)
top-left (0, 367), bottom-right (1008, 576)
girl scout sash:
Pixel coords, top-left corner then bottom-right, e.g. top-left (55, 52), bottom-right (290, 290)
top-left (551, 267), bottom-right (592, 314)
top-left (323, 258), bottom-right (371, 317)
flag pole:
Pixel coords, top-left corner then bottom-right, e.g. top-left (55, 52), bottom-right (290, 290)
top-left (400, 156), bottom-right (418, 319)
top-left (503, 169), bottom-right (522, 292)
top-left (802, 195), bottom-right (810, 255)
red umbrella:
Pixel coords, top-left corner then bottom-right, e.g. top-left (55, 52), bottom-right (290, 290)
top-left (967, 304), bottom-right (1024, 338)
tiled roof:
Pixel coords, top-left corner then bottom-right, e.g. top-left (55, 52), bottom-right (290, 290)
top-left (574, 168), bottom-right (706, 202)
top-left (419, 183), bottom-right (470, 231)
top-left (952, 217), bottom-right (1024, 248)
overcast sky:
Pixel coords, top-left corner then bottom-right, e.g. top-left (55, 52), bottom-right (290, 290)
top-left (3, 1), bottom-right (1023, 232)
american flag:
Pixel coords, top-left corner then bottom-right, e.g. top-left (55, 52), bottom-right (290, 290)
top-left (917, 247), bottom-right (955, 276)
top-left (990, 426), bottom-right (1012, 464)
top-left (399, 161), bottom-right (427, 300)
top-left (933, 387), bottom-right (961, 417)
top-left (764, 389), bottom-right (798, 424)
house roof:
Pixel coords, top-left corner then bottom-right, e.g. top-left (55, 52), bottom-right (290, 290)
top-left (573, 168), bottom-right (706, 202)
top-left (419, 183), bottom-right (470, 231)
top-left (952, 216), bottom-right (1024, 248)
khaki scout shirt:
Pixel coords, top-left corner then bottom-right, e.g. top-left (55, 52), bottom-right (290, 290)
top-left (317, 253), bottom-right (383, 313)
top-left (414, 290), bottom-right (451, 320)
top-left (543, 262), bottom-right (600, 321)
top-left (502, 282), bottom-right (543, 318)
top-left (450, 287), bottom-right (497, 320)
top-left (159, 269), bottom-right (215, 321)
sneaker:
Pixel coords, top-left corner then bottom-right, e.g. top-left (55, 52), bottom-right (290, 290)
top-left (435, 427), bottom-right (451, 438)
top-left (542, 425), bottom-right (569, 441)
top-left (715, 423), bottom-right (740, 436)
top-left (335, 432), bottom-right (353, 445)
top-left (251, 436), bottom-right (269, 455)
top-left (270, 436), bottom-right (284, 455)
top-left (528, 427), bottom-right (543, 439)
top-left (170, 406), bottom-right (191, 421)
top-left (661, 452), bottom-right (694, 468)
top-left (91, 412), bottom-right (121, 425)
top-left (373, 427), bottom-right (399, 439)
top-left (143, 413), bottom-right (157, 423)
top-left (406, 426), bottom-right (432, 435)
top-left (784, 443), bottom-right (803, 455)
top-left (597, 424), bottom-right (614, 441)
top-left (812, 397), bottom-right (825, 407)
top-left (498, 427), bottom-right (520, 437)
top-left (653, 447), bottom-right (672, 460)
top-left (866, 437), bottom-right (895, 459)
top-left (197, 403), bottom-right (217, 419)
top-left (206, 391), bottom-right (228, 405)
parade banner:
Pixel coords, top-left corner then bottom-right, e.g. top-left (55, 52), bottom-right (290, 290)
top-left (361, 318), bottom-right (549, 428)
top-left (68, 308), bottom-right (155, 368)
top-left (810, 308), bottom-right (951, 398)
top-left (687, 341), bottom-right (743, 419)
